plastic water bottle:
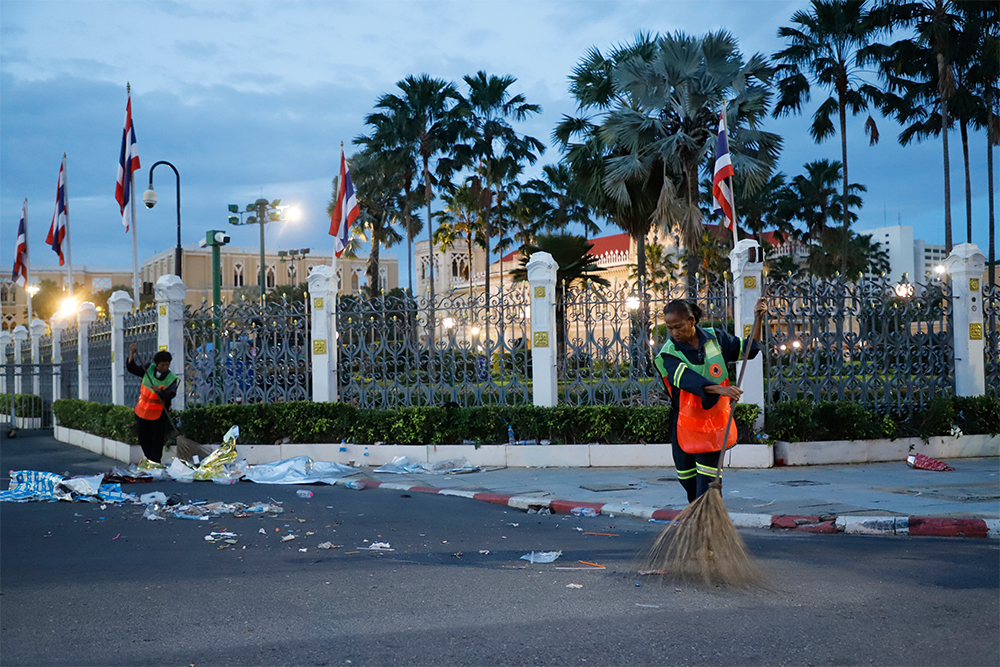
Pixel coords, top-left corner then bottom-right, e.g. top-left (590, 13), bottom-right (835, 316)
top-left (296, 490), bottom-right (313, 498)
top-left (571, 507), bottom-right (598, 517)
top-left (339, 439), bottom-right (347, 453)
top-left (343, 480), bottom-right (364, 490)
top-left (507, 425), bottom-right (515, 446)
top-left (363, 446), bottom-right (369, 463)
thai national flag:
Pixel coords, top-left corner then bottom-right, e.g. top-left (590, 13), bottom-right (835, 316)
top-left (12, 200), bottom-right (28, 287)
top-left (115, 92), bottom-right (140, 232)
top-left (329, 148), bottom-right (359, 258)
top-left (712, 106), bottom-right (736, 239)
top-left (46, 157), bottom-right (68, 266)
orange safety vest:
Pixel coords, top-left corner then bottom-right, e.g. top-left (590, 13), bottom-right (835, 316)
top-left (134, 365), bottom-right (176, 421)
top-left (654, 330), bottom-right (738, 454)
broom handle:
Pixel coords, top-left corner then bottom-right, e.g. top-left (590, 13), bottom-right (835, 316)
top-left (713, 307), bottom-right (764, 481)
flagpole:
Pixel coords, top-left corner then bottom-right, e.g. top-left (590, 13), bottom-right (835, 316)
top-left (131, 168), bottom-right (140, 311)
top-left (63, 154), bottom-right (75, 298)
top-left (723, 101), bottom-right (739, 249)
top-left (24, 198), bottom-right (32, 323)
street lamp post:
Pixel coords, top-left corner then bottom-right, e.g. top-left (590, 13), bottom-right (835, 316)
top-left (142, 161), bottom-right (182, 279)
top-left (227, 199), bottom-right (299, 299)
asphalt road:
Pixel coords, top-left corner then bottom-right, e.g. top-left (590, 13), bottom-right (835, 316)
top-left (1, 433), bottom-right (998, 667)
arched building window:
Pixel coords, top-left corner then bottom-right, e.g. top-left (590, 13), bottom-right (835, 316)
top-left (287, 263), bottom-right (297, 282)
top-left (234, 261), bottom-right (244, 287)
top-left (266, 264), bottom-right (276, 289)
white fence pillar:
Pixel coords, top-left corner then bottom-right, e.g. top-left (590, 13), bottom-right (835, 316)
top-left (944, 243), bottom-right (986, 397)
top-left (29, 319), bottom-right (46, 395)
top-left (155, 275), bottom-right (187, 410)
top-left (109, 290), bottom-right (134, 406)
top-left (77, 303), bottom-right (98, 401)
top-left (730, 239), bottom-right (765, 428)
top-left (527, 251), bottom-right (558, 407)
top-left (307, 265), bottom-right (337, 402)
top-left (12, 326), bottom-right (27, 395)
top-left (0, 330), bottom-right (10, 394)
top-left (50, 318), bottom-right (65, 402)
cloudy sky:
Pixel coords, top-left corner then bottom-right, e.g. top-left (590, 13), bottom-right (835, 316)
top-left (1, 0), bottom-right (993, 284)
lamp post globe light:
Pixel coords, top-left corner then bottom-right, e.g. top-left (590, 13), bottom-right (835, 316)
top-left (143, 161), bottom-right (183, 279)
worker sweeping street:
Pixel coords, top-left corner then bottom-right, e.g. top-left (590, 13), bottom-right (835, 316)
top-left (654, 298), bottom-right (767, 502)
top-left (126, 343), bottom-right (178, 464)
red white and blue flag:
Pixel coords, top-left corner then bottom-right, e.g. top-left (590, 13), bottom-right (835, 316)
top-left (712, 106), bottom-right (736, 242)
top-left (46, 157), bottom-right (68, 266)
top-left (115, 91), bottom-right (140, 232)
top-left (12, 200), bottom-right (28, 288)
top-left (329, 148), bottom-right (359, 258)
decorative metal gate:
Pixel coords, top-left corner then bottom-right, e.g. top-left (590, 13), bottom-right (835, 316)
top-left (984, 280), bottom-right (999, 398)
top-left (763, 274), bottom-right (953, 413)
top-left (184, 297), bottom-right (311, 406)
top-left (88, 317), bottom-right (113, 405)
top-left (123, 307), bottom-right (159, 408)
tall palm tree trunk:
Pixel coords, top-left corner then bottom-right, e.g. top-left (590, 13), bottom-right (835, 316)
top-left (942, 103), bottom-right (953, 254)
top-left (989, 107), bottom-right (996, 287)
top-left (960, 119), bottom-right (972, 244)
top-left (839, 97), bottom-right (850, 275)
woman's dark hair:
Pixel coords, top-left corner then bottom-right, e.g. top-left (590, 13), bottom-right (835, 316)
top-left (664, 299), bottom-right (703, 323)
top-left (152, 351), bottom-right (172, 364)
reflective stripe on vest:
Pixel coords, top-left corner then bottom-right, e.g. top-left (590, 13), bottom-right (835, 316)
top-left (655, 328), bottom-right (737, 454)
top-left (134, 365), bottom-right (176, 420)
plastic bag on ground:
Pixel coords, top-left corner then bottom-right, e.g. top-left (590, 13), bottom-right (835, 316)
top-left (520, 550), bottom-right (562, 563)
top-left (906, 453), bottom-right (955, 471)
top-left (59, 474), bottom-right (105, 496)
top-left (140, 491), bottom-right (169, 505)
top-left (167, 457), bottom-right (196, 482)
top-left (373, 456), bottom-right (480, 475)
top-left (245, 457), bottom-right (358, 485)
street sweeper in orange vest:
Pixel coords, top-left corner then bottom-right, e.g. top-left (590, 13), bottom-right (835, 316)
top-left (654, 298), bottom-right (767, 503)
top-left (126, 343), bottom-right (178, 463)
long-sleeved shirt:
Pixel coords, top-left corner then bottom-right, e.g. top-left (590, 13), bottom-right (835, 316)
top-left (655, 327), bottom-right (762, 412)
top-left (126, 358), bottom-right (178, 412)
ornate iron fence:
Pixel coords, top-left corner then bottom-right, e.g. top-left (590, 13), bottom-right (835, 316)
top-left (60, 325), bottom-right (79, 400)
top-left (984, 280), bottom-right (999, 398)
top-left (124, 307), bottom-right (160, 407)
top-left (184, 297), bottom-right (310, 406)
top-left (337, 287), bottom-right (532, 408)
top-left (763, 274), bottom-right (953, 414)
top-left (559, 275), bottom-right (734, 406)
top-left (20, 336), bottom-right (32, 363)
top-left (88, 317), bottom-right (113, 405)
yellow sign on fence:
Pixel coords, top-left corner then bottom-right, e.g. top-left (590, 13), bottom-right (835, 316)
top-left (533, 332), bottom-right (549, 348)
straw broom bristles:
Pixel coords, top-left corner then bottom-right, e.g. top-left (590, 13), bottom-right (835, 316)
top-left (641, 480), bottom-right (764, 588)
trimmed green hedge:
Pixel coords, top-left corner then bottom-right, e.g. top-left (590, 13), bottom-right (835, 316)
top-left (0, 393), bottom-right (43, 418)
top-left (765, 396), bottom-right (1000, 442)
top-left (53, 399), bottom-right (758, 446)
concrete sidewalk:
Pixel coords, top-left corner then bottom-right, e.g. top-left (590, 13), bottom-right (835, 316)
top-left (3, 429), bottom-right (998, 538)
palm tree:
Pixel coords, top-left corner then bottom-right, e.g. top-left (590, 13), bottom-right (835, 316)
top-left (867, 0), bottom-right (964, 253)
top-left (594, 31), bottom-right (781, 291)
top-left (461, 71), bottom-right (545, 307)
top-left (519, 164), bottom-right (600, 237)
top-left (773, 0), bottom-right (883, 273)
top-left (355, 104), bottom-right (422, 294)
top-left (629, 242), bottom-right (680, 297)
top-left (785, 159), bottom-right (866, 245)
top-left (434, 184), bottom-right (487, 290)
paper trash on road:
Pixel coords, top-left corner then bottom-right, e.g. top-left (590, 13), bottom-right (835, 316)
top-left (245, 456), bottom-right (358, 485)
top-left (520, 550), bottom-right (563, 563)
top-left (140, 491), bottom-right (168, 505)
top-left (59, 474), bottom-right (104, 496)
top-left (373, 456), bottom-right (480, 475)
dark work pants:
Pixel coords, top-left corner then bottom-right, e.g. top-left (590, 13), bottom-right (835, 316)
top-left (136, 415), bottom-right (169, 463)
top-left (671, 440), bottom-right (723, 503)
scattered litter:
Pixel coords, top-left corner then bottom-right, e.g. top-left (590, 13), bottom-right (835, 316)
top-left (907, 453), bottom-right (955, 471)
top-left (635, 603), bottom-right (660, 608)
top-left (571, 507), bottom-right (598, 517)
top-left (296, 490), bottom-right (314, 498)
top-left (112, 533), bottom-right (120, 540)
top-left (299, 548), bottom-right (308, 553)
top-left (583, 532), bottom-right (619, 537)
top-left (520, 550), bottom-right (562, 563)
top-left (479, 550), bottom-right (490, 555)
top-left (452, 552), bottom-right (463, 558)
top-left (360, 542), bottom-right (394, 551)
top-left (258, 528), bottom-right (267, 535)
top-left (317, 542), bottom-right (339, 550)
top-left (142, 506), bottom-right (166, 520)
top-left (566, 583), bottom-right (583, 589)
top-left (508, 523), bottom-right (519, 527)
top-left (0, 471), bottom-right (136, 504)
top-left (753, 500), bottom-right (777, 508)
top-left (373, 456), bottom-right (480, 475)
top-left (638, 569), bottom-right (665, 575)
top-left (527, 508), bottom-right (551, 515)
top-left (281, 535), bottom-right (296, 542)
top-left (574, 527), bottom-right (583, 532)
top-left (578, 561), bottom-right (605, 569)
top-left (648, 519), bottom-right (670, 524)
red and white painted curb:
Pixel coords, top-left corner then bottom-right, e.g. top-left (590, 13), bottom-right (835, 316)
top-left (334, 478), bottom-right (1000, 539)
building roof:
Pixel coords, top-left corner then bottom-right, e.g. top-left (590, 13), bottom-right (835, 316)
top-left (492, 231), bottom-right (631, 266)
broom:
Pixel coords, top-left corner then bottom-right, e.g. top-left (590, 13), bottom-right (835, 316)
top-left (641, 308), bottom-right (765, 588)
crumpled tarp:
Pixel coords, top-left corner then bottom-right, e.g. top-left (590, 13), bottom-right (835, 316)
top-left (244, 456), bottom-right (358, 485)
top-left (373, 456), bottom-right (480, 475)
top-left (0, 470), bottom-right (136, 504)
